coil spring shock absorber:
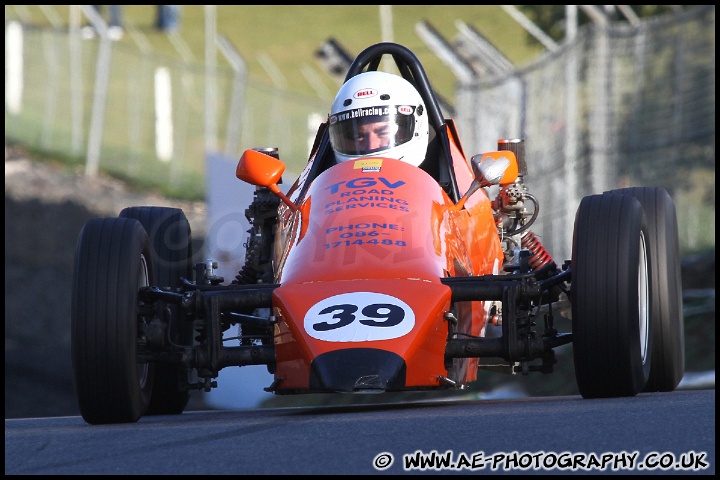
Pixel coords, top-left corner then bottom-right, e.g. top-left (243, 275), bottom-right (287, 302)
top-left (521, 231), bottom-right (554, 271)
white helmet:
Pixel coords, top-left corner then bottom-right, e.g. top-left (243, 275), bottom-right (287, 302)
top-left (328, 71), bottom-right (429, 166)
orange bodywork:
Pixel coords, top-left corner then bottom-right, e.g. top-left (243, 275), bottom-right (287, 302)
top-left (268, 124), bottom-right (504, 391)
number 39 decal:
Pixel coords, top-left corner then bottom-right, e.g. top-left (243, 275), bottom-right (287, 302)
top-left (304, 292), bottom-right (415, 342)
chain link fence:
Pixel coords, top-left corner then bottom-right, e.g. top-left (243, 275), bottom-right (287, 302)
top-left (4, 16), bottom-right (327, 200)
top-left (455, 5), bottom-right (715, 260)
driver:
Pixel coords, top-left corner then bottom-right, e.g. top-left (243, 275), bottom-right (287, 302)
top-left (327, 70), bottom-right (555, 276)
top-left (328, 71), bottom-right (429, 166)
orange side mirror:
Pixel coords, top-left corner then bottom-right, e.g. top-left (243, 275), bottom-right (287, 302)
top-left (471, 151), bottom-right (519, 186)
top-left (236, 149), bottom-right (286, 187)
top-left (236, 149), bottom-right (298, 212)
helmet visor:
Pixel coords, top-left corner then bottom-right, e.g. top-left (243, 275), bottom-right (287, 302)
top-left (329, 105), bottom-right (416, 157)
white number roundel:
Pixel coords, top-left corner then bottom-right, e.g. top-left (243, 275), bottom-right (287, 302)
top-left (304, 292), bottom-right (415, 342)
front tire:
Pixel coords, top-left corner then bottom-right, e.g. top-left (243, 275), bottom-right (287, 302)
top-left (72, 218), bottom-right (154, 424)
top-left (606, 187), bottom-right (684, 392)
top-left (119, 206), bottom-right (194, 415)
top-left (571, 193), bottom-right (652, 398)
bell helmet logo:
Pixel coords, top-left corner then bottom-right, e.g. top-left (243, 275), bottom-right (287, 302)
top-left (397, 105), bottom-right (413, 115)
top-left (354, 88), bottom-right (377, 99)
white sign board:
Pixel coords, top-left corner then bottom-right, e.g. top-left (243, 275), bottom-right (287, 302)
top-left (203, 152), bottom-right (276, 409)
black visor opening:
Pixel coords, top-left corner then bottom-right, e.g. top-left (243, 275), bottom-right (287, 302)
top-left (329, 106), bottom-right (416, 156)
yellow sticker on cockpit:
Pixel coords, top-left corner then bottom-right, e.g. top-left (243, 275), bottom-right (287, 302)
top-left (354, 158), bottom-right (383, 172)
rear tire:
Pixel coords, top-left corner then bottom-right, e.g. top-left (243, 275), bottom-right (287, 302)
top-left (606, 187), bottom-right (684, 392)
top-left (72, 218), bottom-right (154, 424)
top-left (119, 206), bottom-right (194, 415)
top-left (571, 193), bottom-right (652, 398)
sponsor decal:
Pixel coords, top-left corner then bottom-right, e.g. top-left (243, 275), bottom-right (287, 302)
top-left (397, 105), bottom-right (414, 115)
top-left (325, 177), bottom-right (406, 194)
top-left (334, 106), bottom-right (390, 123)
top-left (323, 177), bottom-right (409, 214)
top-left (353, 158), bottom-right (383, 171)
top-left (354, 88), bottom-right (377, 99)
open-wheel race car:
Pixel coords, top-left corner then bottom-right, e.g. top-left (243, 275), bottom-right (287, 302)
top-left (71, 42), bottom-right (685, 425)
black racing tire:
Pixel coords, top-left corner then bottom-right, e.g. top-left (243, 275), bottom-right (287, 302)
top-left (606, 187), bottom-right (684, 392)
top-left (571, 193), bottom-right (652, 398)
top-left (72, 217), bottom-right (154, 424)
top-left (119, 206), bottom-right (194, 415)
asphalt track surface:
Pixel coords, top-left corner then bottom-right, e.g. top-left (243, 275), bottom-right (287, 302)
top-left (5, 389), bottom-right (715, 475)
